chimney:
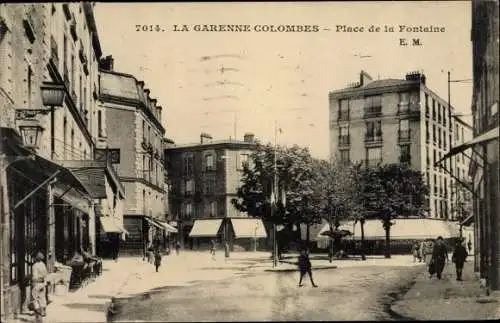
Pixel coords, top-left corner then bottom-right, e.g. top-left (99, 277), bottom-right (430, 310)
top-left (359, 70), bottom-right (373, 86)
top-left (243, 132), bottom-right (255, 143)
top-left (405, 70), bottom-right (426, 84)
top-left (99, 55), bottom-right (114, 71)
top-left (156, 105), bottom-right (162, 120)
top-left (200, 132), bottom-right (213, 144)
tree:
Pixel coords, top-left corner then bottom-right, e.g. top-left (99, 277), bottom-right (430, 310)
top-left (231, 142), bottom-right (322, 254)
top-left (359, 164), bottom-right (429, 258)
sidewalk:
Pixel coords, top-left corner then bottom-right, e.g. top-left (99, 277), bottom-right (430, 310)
top-left (11, 251), bottom-right (271, 323)
top-left (391, 257), bottom-right (500, 320)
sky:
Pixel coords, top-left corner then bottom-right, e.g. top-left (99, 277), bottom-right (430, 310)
top-left (94, 1), bottom-right (473, 159)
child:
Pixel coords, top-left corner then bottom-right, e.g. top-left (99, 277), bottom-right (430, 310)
top-left (297, 249), bottom-right (318, 288)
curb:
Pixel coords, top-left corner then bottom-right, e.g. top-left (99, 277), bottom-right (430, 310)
top-left (264, 265), bottom-right (338, 272)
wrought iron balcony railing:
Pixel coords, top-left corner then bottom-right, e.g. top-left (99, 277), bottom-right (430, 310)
top-left (364, 106), bottom-right (382, 118)
top-left (364, 133), bottom-right (383, 143)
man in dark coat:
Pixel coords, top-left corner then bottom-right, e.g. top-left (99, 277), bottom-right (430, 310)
top-left (431, 236), bottom-right (448, 279)
top-left (452, 240), bottom-right (468, 281)
top-left (297, 249), bottom-right (318, 287)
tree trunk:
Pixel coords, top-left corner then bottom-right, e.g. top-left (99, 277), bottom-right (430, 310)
top-left (306, 223), bottom-right (310, 246)
top-left (384, 224), bottom-right (391, 259)
top-left (360, 220), bottom-right (366, 261)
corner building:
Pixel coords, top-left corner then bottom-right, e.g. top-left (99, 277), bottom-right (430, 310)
top-left (329, 71), bottom-right (472, 220)
top-left (98, 59), bottom-right (167, 256)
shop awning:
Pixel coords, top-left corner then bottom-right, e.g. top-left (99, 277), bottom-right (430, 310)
top-left (1, 128), bottom-right (92, 213)
top-left (99, 216), bottom-right (123, 233)
top-left (145, 217), bottom-right (164, 230)
top-left (189, 219), bottom-right (223, 237)
top-left (157, 221), bottom-right (178, 233)
top-left (230, 218), bottom-right (267, 238)
top-left (336, 218), bottom-right (460, 240)
top-left (59, 160), bottom-right (125, 199)
top-left (435, 127), bottom-right (499, 165)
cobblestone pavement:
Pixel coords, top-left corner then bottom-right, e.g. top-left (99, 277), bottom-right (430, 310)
top-left (391, 257), bottom-right (500, 320)
top-left (110, 264), bottom-right (423, 322)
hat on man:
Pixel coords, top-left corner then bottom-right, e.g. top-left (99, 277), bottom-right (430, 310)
top-left (35, 252), bottom-right (45, 261)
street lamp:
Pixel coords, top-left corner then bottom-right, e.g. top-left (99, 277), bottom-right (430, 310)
top-left (41, 82), bottom-right (66, 160)
top-left (17, 118), bottom-right (45, 150)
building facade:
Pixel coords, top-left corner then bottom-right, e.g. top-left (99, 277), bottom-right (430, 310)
top-left (329, 71), bottom-right (472, 220)
top-left (470, 0), bottom-right (499, 293)
top-left (165, 133), bottom-right (266, 250)
top-left (0, 3), bottom-right (125, 319)
top-left (98, 62), bottom-right (167, 256)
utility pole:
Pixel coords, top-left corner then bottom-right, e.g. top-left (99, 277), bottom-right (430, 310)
top-left (272, 120), bottom-right (279, 268)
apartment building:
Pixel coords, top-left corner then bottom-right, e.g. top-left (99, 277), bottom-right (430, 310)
top-left (98, 59), bottom-right (168, 255)
top-left (468, 0), bottom-right (499, 292)
top-left (165, 133), bottom-right (267, 250)
top-left (329, 71), bottom-right (472, 220)
top-left (1, 3), bottom-right (124, 319)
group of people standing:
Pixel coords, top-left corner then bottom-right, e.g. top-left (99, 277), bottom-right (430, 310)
top-left (412, 236), bottom-right (470, 281)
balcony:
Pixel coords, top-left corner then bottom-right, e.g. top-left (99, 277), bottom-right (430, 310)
top-left (364, 106), bottom-right (382, 118)
top-left (397, 103), bottom-right (420, 118)
top-left (364, 133), bottom-right (383, 146)
top-left (338, 135), bottom-right (350, 147)
top-left (338, 110), bottom-right (350, 121)
top-left (398, 130), bottom-right (411, 143)
top-left (50, 36), bottom-right (59, 69)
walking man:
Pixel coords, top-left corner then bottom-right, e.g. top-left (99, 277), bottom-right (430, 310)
top-left (452, 239), bottom-right (468, 281)
top-left (210, 239), bottom-right (216, 260)
top-left (176, 241), bottom-right (181, 255)
top-left (31, 252), bottom-right (48, 322)
top-left (431, 236), bottom-right (448, 280)
top-left (298, 249), bottom-right (318, 287)
top-left (154, 248), bottom-right (162, 272)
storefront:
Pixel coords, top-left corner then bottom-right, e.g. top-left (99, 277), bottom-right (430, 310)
top-left (1, 128), bottom-right (92, 317)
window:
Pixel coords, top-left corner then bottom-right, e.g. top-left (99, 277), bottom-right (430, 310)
top-left (437, 103), bottom-right (441, 123)
top-left (438, 128), bottom-right (441, 148)
top-left (185, 203), bottom-right (193, 217)
top-left (147, 125), bottom-right (151, 143)
top-left (425, 121), bottom-right (429, 142)
top-left (63, 117), bottom-right (67, 159)
top-left (63, 35), bottom-right (67, 72)
top-left (339, 125), bottom-right (349, 145)
top-left (366, 147), bottom-right (382, 166)
top-left (97, 110), bottom-right (103, 137)
top-left (443, 135), bottom-right (447, 150)
top-left (433, 149), bottom-right (437, 168)
top-left (366, 120), bottom-right (382, 138)
top-left (409, 92), bottom-right (419, 104)
top-left (183, 155), bottom-right (194, 175)
top-left (443, 106), bottom-right (447, 126)
top-left (340, 150), bottom-right (350, 165)
top-left (239, 154), bottom-right (249, 169)
top-left (432, 125), bottom-right (436, 143)
top-left (339, 99), bottom-right (349, 111)
top-left (400, 144), bottom-right (411, 162)
top-left (455, 124), bottom-right (459, 141)
top-left (142, 189), bottom-right (146, 214)
top-left (204, 179), bottom-right (215, 194)
top-left (433, 174), bottom-right (437, 194)
top-left (426, 172), bottom-right (430, 186)
top-left (365, 95), bottom-right (382, 108)
top-left (399, 119), bottom-right (410, 139)
top-left (27, 66), bottom-right (33, 109)
top-left (207, 201), bottom-right (217, 217)
top-left (71, 54), bottom-right (75, 88)
top-left (434, 200), bottom-right (438, 218)
top-left (444, 178), bottom-right (448, 197)
top-left (425, 93), bottom-right (429, 116)
top-left (185, 179), bottom-right (194, 194)
top-left (432, 99), bottom-right (436, 120)
top-left (426, 147), bottom-right (430, 167)
top-left (84, 149), bottom-right (87, 159)
top-left (399, 92), bottom-right (410, 104)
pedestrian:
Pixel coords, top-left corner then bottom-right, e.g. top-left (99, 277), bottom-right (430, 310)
top-left (430, 236), bottom-right (448, 280)
top-left (297, 249), bottom-right (318, 288)
top-left (210, 239), bottom-right (216, 260)
top-left (175, 241), bottom-right (181, 255)
top-left (31, 252), bottom-right (48, 322)
top-left (411, 241), bottom-right (421, 263)
top-left (467, 240), bottom-right (472, 254)
top-left (147, 245), bottom-right (154, 264)
top-left (423, 239), bottom-right (435, 265)
top-left (224, 241), bottom-right (230, 260)
top-left (452, 239), bottom-right (468, 281)
top-left (154, 248), bottom-right (162, 272)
